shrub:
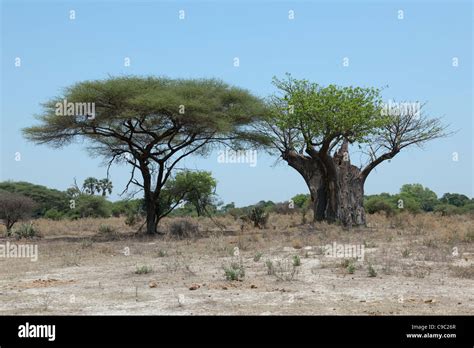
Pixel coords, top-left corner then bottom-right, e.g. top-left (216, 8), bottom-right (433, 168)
top-left (169, 218), bottom-right (199, 238)
top-left (367, 264), bottom-right (377, 277)
top-left (253, 252), bottom-right (263, 262)
top-left (248, 206), bottom-right (269, 229)
top-left (434, 204), bottom-right (461, 216)
top-left (14, 222), bottom-right (40, 239)
top-left (125, 212), bottom-right (140, 226)
top-left (365, 196), bottom-right (394, 216)
top-left (266, 260), bottom-right (275, 275)
top-left (292, 255), bottom-right (301, 267)
top-left (98, 224), bottom-right (115, 234)
top-left (135, 265), bottom-right (153, 274)
top-left (0, 191), bottom-right (37, 234)
top-left (44, 208), bottom-right (64, 220)
top-left (73, 195), bottom-right (111, 218)
top-left (0, 181), bottom-right (68, 217)
top-left (223, 261), bottom-right (245, 281)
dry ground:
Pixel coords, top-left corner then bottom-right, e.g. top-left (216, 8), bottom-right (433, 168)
top-left (0, 213), bottom-right (473, 315)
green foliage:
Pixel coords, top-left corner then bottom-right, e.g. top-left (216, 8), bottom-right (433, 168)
top-left (14, 222), bottom-right (40, 239)
top-left (291, 194), bottom-right (310, 210)
top-left (44, 208), bottom-right (64, 220)
top-left (399, 184), bottom-right (438, 212)
top-left (135, 265), bottom-right (153, 274)
top-left (434, 204), bottom-right (462, 216)
top-left (269, 74), bottom-right (386, 147)
top-left (247, 205), bottom-right (269, 229)
top-left (223, 261), bottom-right (245, 281)
top-left (158, 171), bottom-right (218, 218)
top-left (111, 199), bottom-right (143, 217)
top-left (82, 177), bottom-right (99, 195)
top-left (440, 193), bottom-right (470, 207)
top-left (73, 195), bottom-right (111, 218)
top-left (0, 181), bottom-right (68, 217)
top-left (367, 264), bottom-right (377, 277)
top-left (292, 255), bottom-right (301, 267)
top-left (364, 195), bottom-right (395, 216)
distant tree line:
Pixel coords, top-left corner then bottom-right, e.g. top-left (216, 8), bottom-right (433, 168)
top-left (0, 178), bottom-right (472, 234)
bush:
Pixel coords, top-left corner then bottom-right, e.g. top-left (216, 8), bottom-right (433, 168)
top-left (0, 181), bottom-right (69, 217)
top-left (434, 204), bottom-right (461, 216)
top-left (44, 208), bottom-right (64, 220)
top-left (0, 191), bottom-right (37, 234)
top-left (223, 261), bottom-right (245, 281)
top-left (14, 222), bottom-right (40, 239)
top-left (72, 195), bottom-right (111, 218)
top-left (248, 206), bottom-right (269, 229)
top-left (292, 255), bottom-right (301, 267)
top-left (135, 265), bottom-right (153, 274)
top-left (98, 224), bottom-right (115, 234)
top-left (168, 218), bottom-right (199, 238)
top-left (367, 264), bottom-right (377, 277)
top-left (365, 196), bottom-right (395, 216)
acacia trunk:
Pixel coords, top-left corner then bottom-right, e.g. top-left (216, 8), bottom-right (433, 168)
top-left (140, 164), bottom-right (158, 235)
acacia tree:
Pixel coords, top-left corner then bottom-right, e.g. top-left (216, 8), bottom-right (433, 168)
top-left (259, 75), bottom-right (448, 226)
top-left (23, 76), bottom-right (265, 234)
top-left (0, 191), bottom-right (36, 235)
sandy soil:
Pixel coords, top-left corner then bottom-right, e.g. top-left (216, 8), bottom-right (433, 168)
top-left (0, 214), bottom-right (472, 315)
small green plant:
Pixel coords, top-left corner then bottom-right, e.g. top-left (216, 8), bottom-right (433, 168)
top-left (80, 238), bottom-right (93, 249)
top-left (340, 259), bottom-right (353, 268)
top-left (223, 261), bottom-right (245, 281)
top-left (135, 265), bottom-right (153, 274)
top-left (253, 252), bottom-right (263, 262)
top-left (292, 255), bottom-right (301, 267)
top-left (347, 263), bottom-right (356, 274)
top-left (14, 222), bottom-right (40, 239)
top-left (367, 264), bottom-right (377, 277)
top-left (266, 260), bottom-right (275, 275)
top-left (402, 248), bottom-right (410, 258)
top-left (157, 249), bottom-right (167, 257)
top-left (273, 259), bottom-right (298, 281)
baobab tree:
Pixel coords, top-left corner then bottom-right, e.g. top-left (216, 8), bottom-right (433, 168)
top-left (259, 75), bottom-right (449, 227)
top-left (23, 76), bottom-right (265, 234)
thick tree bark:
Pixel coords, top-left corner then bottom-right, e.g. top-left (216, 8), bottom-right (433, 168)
top-left (283, 142), bottom-right (366, 227)
top-left (331, 143), bottom-right (365, 226)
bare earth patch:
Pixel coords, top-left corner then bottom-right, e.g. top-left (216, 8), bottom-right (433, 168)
top-left (0, 213), bottom-right (472, 315)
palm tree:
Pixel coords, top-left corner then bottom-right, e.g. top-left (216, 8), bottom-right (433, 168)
top-left (98, 178), bottom-right (113, 196)
top-left (82, 177), bottom-right (99, 195)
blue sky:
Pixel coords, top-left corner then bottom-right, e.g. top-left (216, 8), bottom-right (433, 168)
top-left (1, 0), bottom-right (472, 205)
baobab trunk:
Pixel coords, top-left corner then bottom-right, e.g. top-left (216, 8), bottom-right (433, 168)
top-left (321, 142), bottom-right (366, 227)
top-left (283, 143), bottom-right (366, 227)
